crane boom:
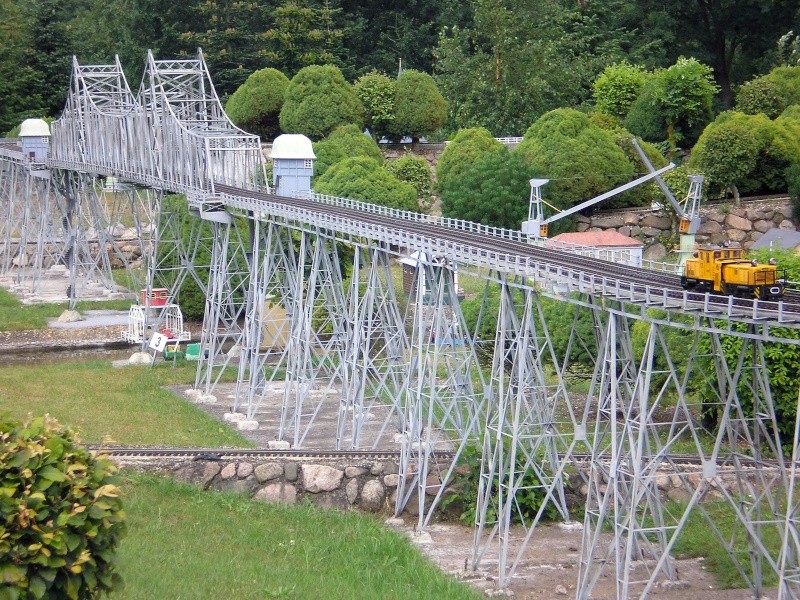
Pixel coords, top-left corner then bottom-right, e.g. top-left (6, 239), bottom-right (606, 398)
top-left (541, 163), bottom-right (675, 225)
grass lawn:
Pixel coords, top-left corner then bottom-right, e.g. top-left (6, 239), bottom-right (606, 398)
top-left (116, 473), bottom-right (481, 600)
top-left (0, 287), bottom-right (133, 331)
top-left (0, 359), bottom-right (250, 447)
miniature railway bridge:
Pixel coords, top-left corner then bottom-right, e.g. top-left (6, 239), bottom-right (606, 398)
top-left (1, 50), bottom-right (799, 600)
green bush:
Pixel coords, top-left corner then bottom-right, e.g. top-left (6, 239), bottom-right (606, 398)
top-left (592, 61), bottom-right (648, 120)
top-left (279, 65), bottom-right (364, 141)
top-left (440, 146), bottom-right (531, 229)
top-left (312, 124), bottom-right (384, 178)
top-left (516, 108), bottom-right (635, 229)
top-left (387, 70), bottom-right (447, 142)
top-left (353, 71), bottom-right (395, 140)
top-left (760, 65), bottom-right (800, 108)
top-left (386, 154), bottom-right (433, 210)
top-left (690, 111), bottom-right (799, 198)
top-left (225, 67), bottom-right (290, 142)
top-left (0, 415), bottom-right (126, 599)
top-left (313, 156), bottom-right (418, 212)
top-left (735, 78), bottom-right (785, 119)
top-left (442, 444), bottom-right (561, 525)
top-left (436, 128), bottom-right (503, 193)
top-left (625, 57), bottom-right (717, 153)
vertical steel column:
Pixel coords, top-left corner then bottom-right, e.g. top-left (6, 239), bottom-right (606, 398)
top-left (396, 258), bottom-right (486, 527)
top-left (338, 242), bottom-right (409, 450)
top-left (472, 277), bottom-right (576, 587)
top-left (279, 227), bottom-right (348, 448)
top-left (234, 219), bottom-right (298, 421)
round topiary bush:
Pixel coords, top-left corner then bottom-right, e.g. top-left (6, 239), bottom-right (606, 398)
top-left (0, 415), bottom-right (127, 599)
top-left (225, 67), bottom-right (290, 142)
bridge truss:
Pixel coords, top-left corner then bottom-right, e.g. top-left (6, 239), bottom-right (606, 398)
top-left (1, 50), bottom-right (799, 600)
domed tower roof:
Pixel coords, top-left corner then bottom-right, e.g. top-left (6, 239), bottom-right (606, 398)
top-left (270, 134), bottom-right (315, 159)
top-left (19, 119), bottom-right (51, 137)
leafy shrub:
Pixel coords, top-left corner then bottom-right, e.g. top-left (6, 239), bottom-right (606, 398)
top-left (279, 65), bottom-right (364, 141)
top-left (386, 154), bottom-right (433, 210)
top-left (387, 70), bottom-right (447, 141)
top-left (440, 146), bottom-right (531, 229)
top-left (735, 78), bottom-right (785, 119)
top-left (0, 415), bottom-right (126, 599)
top-left (312, 124), bottom-right (384, 178)
top-left (787, 162), bottom-right (800, 218)
top-left (625, 57), bottom-right (717, 153)
top-left (516, 108), bottom-right (635, 230)
top-left (353, 71), bottom-right (395, 140)
top-left (313, 156), bottom-right (418, 212)
top-left (436, 128), bottom-right (503, 193)
top-left (225, 67), bottom-right (290, 141)
top-left (760, 65), bottom-right (800, 108)
top-left (592, 61), bottom-right (647, 120)
top-left (691, 111), bottom-right (799, 198)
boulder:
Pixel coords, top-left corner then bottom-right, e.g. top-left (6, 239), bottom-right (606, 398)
top-left (302, 464), bottom-right (344, 493)
top-left (359, 480), bottom-right (386, 512)
top-left (254, 462), bottom-right (283, 483)
top-left (725, 213), bottom-right (752, 231)
top-left (254, 483), bottom-right (297, 504)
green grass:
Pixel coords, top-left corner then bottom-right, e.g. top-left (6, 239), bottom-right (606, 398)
top-left (116, 473), bottom-right (481, 600)
top-left (670, 500), bottom-right (782, 588)
top-left (0, 287), bottom-right (134, 331)
top-left (0, 359), bottom-right (251, 447)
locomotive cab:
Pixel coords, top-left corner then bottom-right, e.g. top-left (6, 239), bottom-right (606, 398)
top-left (681, 246), bottom-right (786, 300)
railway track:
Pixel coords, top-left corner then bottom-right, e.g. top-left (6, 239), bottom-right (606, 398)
top-left (86, 446), bottom-right (408, 461)
top-left (215, 184), bottom-right (800, 323)
top-left (87, 446), bottom-right (788, 476)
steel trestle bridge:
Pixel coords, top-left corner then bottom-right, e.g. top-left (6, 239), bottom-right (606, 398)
top-left (1, 50), bottom-right (800, 599)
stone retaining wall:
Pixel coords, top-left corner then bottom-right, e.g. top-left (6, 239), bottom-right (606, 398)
top-left (144, 454), bottom-right (778, 517)
top-left (571, 198), bottom-right (795, 260)
top-left (170, 457), bottom-right (439, 516)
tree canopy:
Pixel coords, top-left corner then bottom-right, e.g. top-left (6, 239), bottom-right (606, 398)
top-left (312, 124), bottom-right (384, 178)
top-left (440, 146), bottom-right (531, 229)
top-left (388, 69), bottom-right (447, 141)
top-left (436, 127), bottom-right (503, 192)
top-left (225, 67), bottom-right (290, 142)
top-left (313, 156), bottom-right (418, 212)
top-left (279, 64), bottom-right (364, 140)
top-left (516, 109), bottom-right (636, 229)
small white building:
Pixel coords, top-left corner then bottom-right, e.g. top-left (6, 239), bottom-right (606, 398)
top-left (19, 118), bottom-right (51, 163)
top-left (270, 134), bottom-right (315, 196)
top-left (548, 230), bottom-right (643, 266)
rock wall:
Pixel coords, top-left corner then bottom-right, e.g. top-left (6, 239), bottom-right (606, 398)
top-left (575, 198), bottom-right (795, 260)
top-left (171, 457), bottom-right (441, 517)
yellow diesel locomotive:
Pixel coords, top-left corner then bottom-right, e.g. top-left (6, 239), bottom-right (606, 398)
top-left (681, 246), bottom-right (786, 300)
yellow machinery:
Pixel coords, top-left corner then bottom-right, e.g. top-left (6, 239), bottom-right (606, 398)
top-left (681, 246), bottom-right (786, 299)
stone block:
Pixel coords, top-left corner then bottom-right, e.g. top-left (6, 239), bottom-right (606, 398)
top-left (220, 463), bottom-right (237, 480)
top-left (284, 463), bottom-right (298, 482)
top-left (267, 440), bottom-right (291, 450)
top-left (360, 480), bottom-right (386, 512)
top-left (254, 483), bottom-right (297, 505)
top-left (237, 462), bottom-right (254, 479)
top-left (213, 477), bottom-right (257, 495)
top-left (384, 473), bottom-right (400, 488)
top-left (345, 466), bottom-right (368, 478)
top-left (173, 461), bottom-right (221, 490)
top-left (345, 478), bottom-right (359, 505)
top-left (255, 462), bottom-right (283, 483)
top-left (302, 464), bottom-right (344, 493)
top-left (726, 213), bottom-right (752, 231)
top-left (237, 420), bottom-right (259, 430)
top-left (223, 412), bottom-right (245, 422)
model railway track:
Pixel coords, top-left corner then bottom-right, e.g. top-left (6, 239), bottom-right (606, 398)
top-left (87, 446), bottom-right (787, 472)
top-left (86, 446), bottom-right (411, 461)
top-left (215, 184), bottom-right (800, 321)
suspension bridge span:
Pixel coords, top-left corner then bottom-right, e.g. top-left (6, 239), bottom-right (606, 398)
top-left (1, 50), bottom-right (799, 599)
